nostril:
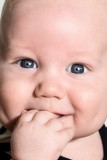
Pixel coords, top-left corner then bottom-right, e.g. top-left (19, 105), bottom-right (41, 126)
top-left (34, 91), bottom-right (64, 99)
top-left (33, 77), bottom-right (65, 99)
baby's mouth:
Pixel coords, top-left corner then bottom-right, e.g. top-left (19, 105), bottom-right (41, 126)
top-left (26, 108), bottom-right (74, 117)
top-left (26, 109), bottom-right (73, 120)
top-left (29, 97), bottom-right (75, 115)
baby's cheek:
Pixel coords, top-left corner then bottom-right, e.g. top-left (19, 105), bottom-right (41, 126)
top-left (0, 80), bottom-right (24, 126)
top-left (69, 93), bottom-right (102, 138)
top-left (68, 85), bottom-right (101, 119)
top-left (76, 89), bottom-right (105, 115)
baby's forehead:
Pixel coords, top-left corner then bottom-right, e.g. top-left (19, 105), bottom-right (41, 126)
top-left (1, 0), bottom-right (107, 46)
top-left (8, 0), bottom-right (107, 33)
top-left (7, 0), bottom-right (107, 15)
top-left (7, 0), bottom-right (107, 46)
top-left (5, 0), bottom-right (107, 31)
top-left (1, 0), bottom-right (107, 58)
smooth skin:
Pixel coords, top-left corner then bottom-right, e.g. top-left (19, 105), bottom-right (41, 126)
top-left (0, 0), bottom-right (107, 159)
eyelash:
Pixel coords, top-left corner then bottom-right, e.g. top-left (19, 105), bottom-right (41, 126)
top-left (16, 58), bottom-right (38, 69)
top-left (66, 63), bottom-right (88, 74)
top-left (16, 58), bottom-right (89, 74)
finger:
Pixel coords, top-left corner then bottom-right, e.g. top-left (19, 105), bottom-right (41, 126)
top-left (19, 110), bottom-right (39, 122)
top-left (32, 111), bottom-right (59, 124)
top-left (59, 128), bottom-right (74, 146)
top-left (59, 115), bottom-right (74, 129)
top-left (47, 118), bottom-right (64, 131)
top-left (47, 115), bottom-right (73, 131)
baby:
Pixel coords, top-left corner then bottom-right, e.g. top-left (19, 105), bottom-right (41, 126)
top-left (0, 0), bottom-right (107, 159)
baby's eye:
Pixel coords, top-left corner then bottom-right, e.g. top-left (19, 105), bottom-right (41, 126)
top-left (66, 64), bottom-right (87, 74)
top-left (17, 59), bottom-right (38, 69)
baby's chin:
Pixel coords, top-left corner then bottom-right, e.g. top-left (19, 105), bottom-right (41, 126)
top-left (74, 126), bottom-right (102, 140)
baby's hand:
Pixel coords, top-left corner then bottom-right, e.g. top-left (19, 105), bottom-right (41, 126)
top-left (11, 110), bottom-right (74, 160)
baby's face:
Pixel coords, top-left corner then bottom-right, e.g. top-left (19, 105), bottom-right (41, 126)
top-left (0, 0), bottom-right (107, 138)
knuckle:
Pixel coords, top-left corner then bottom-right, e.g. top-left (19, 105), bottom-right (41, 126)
top-left (33, 111), bottom-right (57, 124)
top-left (18, 110), bottom-right (37, 122)
top-left (48, 119), bottom-right (64, 130)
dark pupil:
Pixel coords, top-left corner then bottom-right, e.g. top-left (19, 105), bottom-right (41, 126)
top-left (21, 59), bottom-right (34, 68)
top-left (71, 64), bottom-right (84, 74)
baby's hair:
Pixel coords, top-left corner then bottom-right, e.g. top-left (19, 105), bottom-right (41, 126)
top-left (0, 0), bottom-right (16, 53)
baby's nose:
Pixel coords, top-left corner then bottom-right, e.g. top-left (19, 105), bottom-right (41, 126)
top-left (34, 74), bottom-right (65, 99)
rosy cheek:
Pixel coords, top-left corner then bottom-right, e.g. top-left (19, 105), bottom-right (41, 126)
top-left (0, 78), bottom-right (28, 120)
top-left (68, 83), bottom-right (101, 113)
